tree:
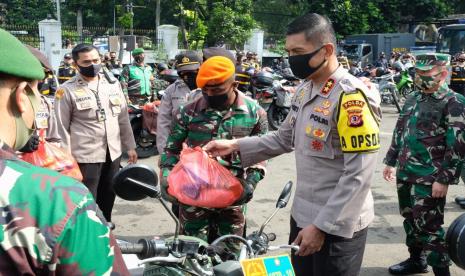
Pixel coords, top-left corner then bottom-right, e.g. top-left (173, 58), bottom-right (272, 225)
top-left (204, 0), bottom-right (256, 49)
top-left (2, 0), bottom-right (55, 25)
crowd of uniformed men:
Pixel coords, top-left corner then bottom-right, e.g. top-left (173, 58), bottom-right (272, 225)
top-left (2, 11), bottom-right (465, 276)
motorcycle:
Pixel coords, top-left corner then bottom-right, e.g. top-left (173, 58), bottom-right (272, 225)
top-left (394, 69), bottom-right (414, 101)
top-left (373, 72), bottom-right (402, 113)
top-left (112, 164), bottom-right (297, 275)
top-left (253, 73), bottom-right (296, 130)
top-left (128, 102), bottom-right (158, 159)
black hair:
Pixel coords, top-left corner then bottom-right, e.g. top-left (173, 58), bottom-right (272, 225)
top-left (72, 43), bottom-right (99, 61)
top-left (286, 13), bottom-right (337, 46)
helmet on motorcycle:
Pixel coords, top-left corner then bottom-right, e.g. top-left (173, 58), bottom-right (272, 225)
top-left (375, 67), bottom-right (389, 77)
top-left (160, 69), bottom-right (179, 84)
top-left (156, 63), bottom-right (168, 72)
top-left (253, 71), bottom-right (274, 88)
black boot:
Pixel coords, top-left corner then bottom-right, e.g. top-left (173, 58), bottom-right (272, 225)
top-left (388, 248), bottom-right (428, 275)
top-left (432, 266), bottom-right (450, 276)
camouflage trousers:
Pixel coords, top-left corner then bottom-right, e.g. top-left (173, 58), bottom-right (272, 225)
top-left (179, 204), bottom-right (245, 254)
top-left (396, 180), bottom-right (451, 267)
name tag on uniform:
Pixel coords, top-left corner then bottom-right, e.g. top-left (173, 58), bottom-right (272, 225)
top-left (76, 95), bottom-right (94, 110)
top-left (96, 108), bottom-right (106, 121)
top-left (35, 111), bottom-right (49, 129)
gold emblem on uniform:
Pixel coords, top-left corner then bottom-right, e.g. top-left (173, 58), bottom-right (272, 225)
top-left (55, 88), bottom-right (65, 100)
top-left (321, 100), bottom-right (332, 109)
top-left (305, 125), bottom-right (312, 135)
top-left (75, 88), bottom-right (86, 96)
top-left (313, 128), bottom-right (325, 138)
top-left (182, 57), bottom-right (190, 63)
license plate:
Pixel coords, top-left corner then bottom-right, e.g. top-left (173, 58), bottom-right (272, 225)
top-left (241, 254), bottom-right (295, 276)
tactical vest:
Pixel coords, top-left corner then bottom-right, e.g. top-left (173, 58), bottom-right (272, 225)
top-left (127, 65), bottom-right (153, 96)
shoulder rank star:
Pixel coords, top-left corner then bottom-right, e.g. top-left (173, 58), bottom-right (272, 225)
top-left (321, 78), bottom-right (335, 95)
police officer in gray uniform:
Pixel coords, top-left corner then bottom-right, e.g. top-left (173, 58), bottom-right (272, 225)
top-left (54, 44), bottom-right (137, 223)
top-left (156, 51), bottom-right (202, 154)
top-left (204, 13), bottom-right (381, 276)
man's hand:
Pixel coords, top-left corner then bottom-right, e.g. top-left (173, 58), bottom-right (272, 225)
top-left (203, 139), bottom-right (239, 157)
top-left (292, 224), bottom-right (325, 256)
top-left (127, 149), bottom-right (138, 164)
top-left (383, 165), bottom-right (396, 182)
top-left (432, 182), bottom-right (448, 198)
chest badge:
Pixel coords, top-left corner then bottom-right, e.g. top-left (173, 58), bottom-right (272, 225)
top-left (311, 140), bottom-right (324, 151)
top-left (321, 78), bottom-right (335, 96)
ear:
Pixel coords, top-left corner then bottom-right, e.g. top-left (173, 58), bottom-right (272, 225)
top-left (14, 81), bottom-right (29, 113)
top-left (324, 43), bottom-right (335, 58)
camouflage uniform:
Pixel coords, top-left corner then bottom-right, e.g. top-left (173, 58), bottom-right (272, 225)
top-left (119, 62), bottom-right (155, 105)
top-left (160, 91), bottom-right (268, 251)
top-left (384, 74), bottom-right (465, 267)
top-left (153, 78), bottom-right (170, 100)
top-left (0, 140), bottom-right (129, 275)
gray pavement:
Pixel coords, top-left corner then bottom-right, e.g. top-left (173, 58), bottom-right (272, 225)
top-left (112, 105), bottom-right (465, 275)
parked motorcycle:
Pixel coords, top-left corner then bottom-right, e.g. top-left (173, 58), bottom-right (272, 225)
top-left (373, 68), bottom-right (401, 113)
top-left (128, 103), bottom-right (158, 158)
top-left (394, 69), bottom-right (414, 101)
top-left (112, 164), bottom-right (296, 276)
top-left (252, 71), bottom-right (295, 130)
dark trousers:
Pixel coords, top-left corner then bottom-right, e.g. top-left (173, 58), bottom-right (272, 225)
top-left (289, 216), bottom-right (368, 276)
top-left (78, 151), bottom-right (121, 222)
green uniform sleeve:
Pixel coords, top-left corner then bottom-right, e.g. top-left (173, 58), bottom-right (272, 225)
top-left (119, 66), bottom-right (130, 94)
top-left (55, 193), bottom-right (128, 275)
top-left (435, 96), bottom-right (465, 184)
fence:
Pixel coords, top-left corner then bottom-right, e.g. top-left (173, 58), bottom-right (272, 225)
top-left (1, 24), bottom-right (43, 49)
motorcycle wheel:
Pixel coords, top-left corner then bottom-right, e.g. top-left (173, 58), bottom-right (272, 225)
top-left (390, 88), bottom-right (402, 113)
top-left (446, 213), bottom-right (465, 269)
top-left (132, 119), bottom-right (158, 159)
top-left (267, 104), bottom-right (288, 130)
top-left (399, 85), bottom-right (413, 100)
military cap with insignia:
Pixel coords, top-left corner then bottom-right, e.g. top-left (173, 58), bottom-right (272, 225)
top-left (175, 50), bottom-right (202, 72)
top-left (0, 28), bottom-right (45, 80)
top-left (416, 53), bottom-right (451, 71)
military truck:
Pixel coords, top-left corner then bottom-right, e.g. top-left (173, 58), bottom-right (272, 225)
top-left (341, 33), bottom-right (416, 68)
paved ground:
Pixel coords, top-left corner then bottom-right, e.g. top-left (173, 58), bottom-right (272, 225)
top-left (112, 105), bottom-right (465, 275)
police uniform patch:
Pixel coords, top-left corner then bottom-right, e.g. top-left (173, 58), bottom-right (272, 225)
top-left (321, 100), bottom-right (332, 109)
top-left (313, 128), bottom-right (325, 138)
top-left (305, 125), bottom-right (312, 135)
top-left (321, 78), bottom-right (335, 95)
top-left (348, 110), bottom-right (363, 127)
top-left (311, 140), bottom-right (324, 151)
top-left (55, 88), bottom-right (65, 100)
top-left (182, 57), bottom-right (190, 63)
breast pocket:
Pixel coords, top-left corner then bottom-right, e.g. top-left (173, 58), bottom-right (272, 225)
top-left (415, 110), bottom-right (445, 139)
top-left (109, 95), bottom-right (122, 116)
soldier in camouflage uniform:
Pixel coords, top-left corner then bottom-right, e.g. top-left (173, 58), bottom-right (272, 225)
top-left (160, 56), bottom-right (268, 253)
top-left (383, 53), bottom-right (465, 276)
top-left (0, 28), bottom-right (128, 275)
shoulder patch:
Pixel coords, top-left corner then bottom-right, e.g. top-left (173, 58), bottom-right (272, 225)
top-left (337, 89), bottom-right (380, 153)
top-left (321, 78), bottom-right (335, 95)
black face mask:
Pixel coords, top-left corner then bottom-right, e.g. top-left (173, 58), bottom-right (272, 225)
top-left (78, 64), bottom-right (102, 78)
top-left (203, 91), bottom-right (231, 110)
top-left (134, 56), bottom-right (144, 63)
top-left (182, 72), bottom-right (198, 90)
top-left (288, 46), bottom-right (325, 79)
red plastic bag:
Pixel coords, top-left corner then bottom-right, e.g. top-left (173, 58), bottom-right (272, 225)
top-left (21, 138), bottom-right (83, 181)
top-left (167, 147), bottom-right (243, 208)
top-left (142, 101), bottom-right (159, 135)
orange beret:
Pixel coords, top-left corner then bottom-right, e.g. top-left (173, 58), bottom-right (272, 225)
top-left (196, 56), bottom-right (235, 88)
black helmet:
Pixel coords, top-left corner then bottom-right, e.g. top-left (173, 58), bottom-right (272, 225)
top-left (156, 63), bottom-right (169, 72)
top-left (160, 69), bottom-right (179, 84)
top-left (375, 67), bottom-right (389, 77)
top-left (253, 71), bottom-right (274, 87)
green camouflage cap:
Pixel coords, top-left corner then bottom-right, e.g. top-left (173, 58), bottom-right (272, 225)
top-left (0, 28), bottom-right (45, 80)
top-left (132, 48), bottom-right (145, 56)
top-left (415, 53), bottom-right (451, 71)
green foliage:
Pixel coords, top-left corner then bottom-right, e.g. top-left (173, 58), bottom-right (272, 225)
top-left (1, 0), bottom-right (55, 25)
top-left (204, 0), bottom-right (256, 49)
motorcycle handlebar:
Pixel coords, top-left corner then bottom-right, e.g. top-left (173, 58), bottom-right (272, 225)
top-left (119, 242), bottom-right (145, 254)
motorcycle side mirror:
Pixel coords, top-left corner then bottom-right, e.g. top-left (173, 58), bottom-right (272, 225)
top-left (112, 164), bottom-right (159, 201)
top-left (276, 181), bottom-right (293, 209)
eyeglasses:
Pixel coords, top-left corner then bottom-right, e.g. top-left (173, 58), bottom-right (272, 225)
top-left (64, 57), bottom-right (72, 60)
